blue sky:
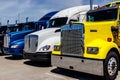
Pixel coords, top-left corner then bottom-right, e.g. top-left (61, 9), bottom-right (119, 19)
top-left (0, 0), bottom-right (114, 25)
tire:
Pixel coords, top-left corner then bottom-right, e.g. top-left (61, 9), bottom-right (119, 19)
top-left (104, 51), bottom-right (119, 80)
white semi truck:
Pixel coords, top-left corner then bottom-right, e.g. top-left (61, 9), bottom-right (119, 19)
top-left (23, 5), bottom-right (98, 62)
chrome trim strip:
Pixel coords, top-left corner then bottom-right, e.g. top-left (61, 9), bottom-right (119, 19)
top-left (4, 35), bottom-right (10, 48)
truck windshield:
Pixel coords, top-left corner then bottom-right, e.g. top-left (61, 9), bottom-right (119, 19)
top-left (48, 17), bottom-right (68, 28)
top-left (6, 26), bottom-right (18, 33)
top-left (87, 8), bottom-right (118, 22)
top-left (22, 23), bottom-right (35, 30)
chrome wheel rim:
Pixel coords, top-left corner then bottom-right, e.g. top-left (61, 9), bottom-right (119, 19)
top-left (107, 57), bottom-right (117, 76)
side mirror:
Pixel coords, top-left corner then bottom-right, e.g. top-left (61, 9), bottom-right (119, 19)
top-left (69, 20), bottom-right (73, 27)
top-left (69, 19), bottom-right (77, 27)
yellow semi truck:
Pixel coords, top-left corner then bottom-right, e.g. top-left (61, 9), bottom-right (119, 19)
top-left (52, 6), bottom-right (120, 80)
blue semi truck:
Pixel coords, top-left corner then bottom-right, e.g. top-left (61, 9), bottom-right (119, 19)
top-left (3, 11), bottom-right (58, 56)
top-left (0, 23), bottom-right (24, 53)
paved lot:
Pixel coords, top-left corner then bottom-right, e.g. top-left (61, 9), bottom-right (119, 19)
top-left (0, 54), bottom-right (120, 80)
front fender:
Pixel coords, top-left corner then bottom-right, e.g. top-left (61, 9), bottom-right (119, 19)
top-left (84, 39), bottom-right (119, 59)
top-left (10, 39), bottom-right (24, 49)
top-left (36, 36), bottom-right (60, 52)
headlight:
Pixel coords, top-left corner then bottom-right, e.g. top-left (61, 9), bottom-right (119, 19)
top-left (11, 45), bottom-right (18, 48)
top-left (54, 45), bottom-right (60, 51)
top-left (87, 47), bottom-right (99, 54)
top-left (39, 45), bottom-right (51, 51)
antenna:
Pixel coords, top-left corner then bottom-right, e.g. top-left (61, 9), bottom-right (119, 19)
top-left (90, 0), bottom-right (93, 10)
top-left (7, 20), bottom-right (9, 26)
top-left (26, 17), bottom-right (29, 22)
top-left (15, 20), bottom-right (18, 26)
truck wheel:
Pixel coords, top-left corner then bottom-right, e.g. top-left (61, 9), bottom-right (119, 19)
top-left (104, 51), bottom-right (119, 80)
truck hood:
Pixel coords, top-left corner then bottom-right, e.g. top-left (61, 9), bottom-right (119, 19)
top-left (84, 21), bottom-right (117, 45)
top-left (27, 28), bottom-right (60, 37)
top-left (10, 39), bottom-right (24, 48)
top-left (84, 21), bottom-right (117, 27)
top-left (24, 28), bottom-right (60, 53)
top-left (10, 39), bottom-right (24, 45)
top-left (9, 30), bottom-right (34, 42)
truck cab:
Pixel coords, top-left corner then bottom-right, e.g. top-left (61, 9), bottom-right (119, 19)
top-left (23, 5), bottom-right (98, 63)
top-left (52, 6), bottom-right (120, 80)
top-left (3, 11), bottom-right (58, 56)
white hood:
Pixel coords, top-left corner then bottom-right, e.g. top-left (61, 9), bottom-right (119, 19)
top-left (26, 28), bottom-right (60, 37)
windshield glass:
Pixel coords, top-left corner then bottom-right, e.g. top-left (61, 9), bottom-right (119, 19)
top-left (87, 8), bottom-right (118, 22)
top-left (48, 17), bottom-right (68, 28)
top-left (6, 26), bottom-right (18, 33)
top-left (22, 23), bottom-right (35, 30)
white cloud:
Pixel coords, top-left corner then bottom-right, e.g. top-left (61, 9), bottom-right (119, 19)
top-left (0, 1), bottom-right (16, 10)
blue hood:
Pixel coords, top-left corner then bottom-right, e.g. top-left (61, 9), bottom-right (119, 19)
top-left (10, 39), bottom-right (24, 48)
top-left (8, 30), bottom-right (34, 42)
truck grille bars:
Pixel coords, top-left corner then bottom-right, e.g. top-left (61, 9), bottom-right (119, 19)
top-left (24, 35), bottom-right (38, 53)
top-left (4, 35), bottom-right (10, 48)
top-left (61, 24), bottom-right (84, 57)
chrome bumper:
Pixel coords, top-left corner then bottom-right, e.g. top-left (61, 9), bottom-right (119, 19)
top-left (52, 55), bottom-right (104, 76)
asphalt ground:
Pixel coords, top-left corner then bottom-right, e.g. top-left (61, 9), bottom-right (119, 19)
top-left (0, 54), bottom-right (119, 80)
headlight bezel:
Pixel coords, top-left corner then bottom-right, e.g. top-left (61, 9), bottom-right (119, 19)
top-left (11, 44), bottom-right (19, 48)
top-left (87, 47), bottom-right (99, 54)
top-left (39, 45), bottom-right (51, 51)
top-left (54, 45), bottom-right (61, 51)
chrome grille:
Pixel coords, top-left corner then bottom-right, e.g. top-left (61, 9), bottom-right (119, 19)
top-left (61, 29), bottom-right (84, 57)
top-left (24, 36), bottom-right (29, 51)
top-left (24, 35), bottom-right (38, 53)
top-left (4, 35), bottom-right (10, 48)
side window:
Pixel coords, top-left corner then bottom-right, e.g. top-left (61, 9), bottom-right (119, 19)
top-left (88, 15), bottom-right (94, 21)
top-left (70, 12), bottom-right (87, 22)
top-left (79, 14), bottom-right (86, 22)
